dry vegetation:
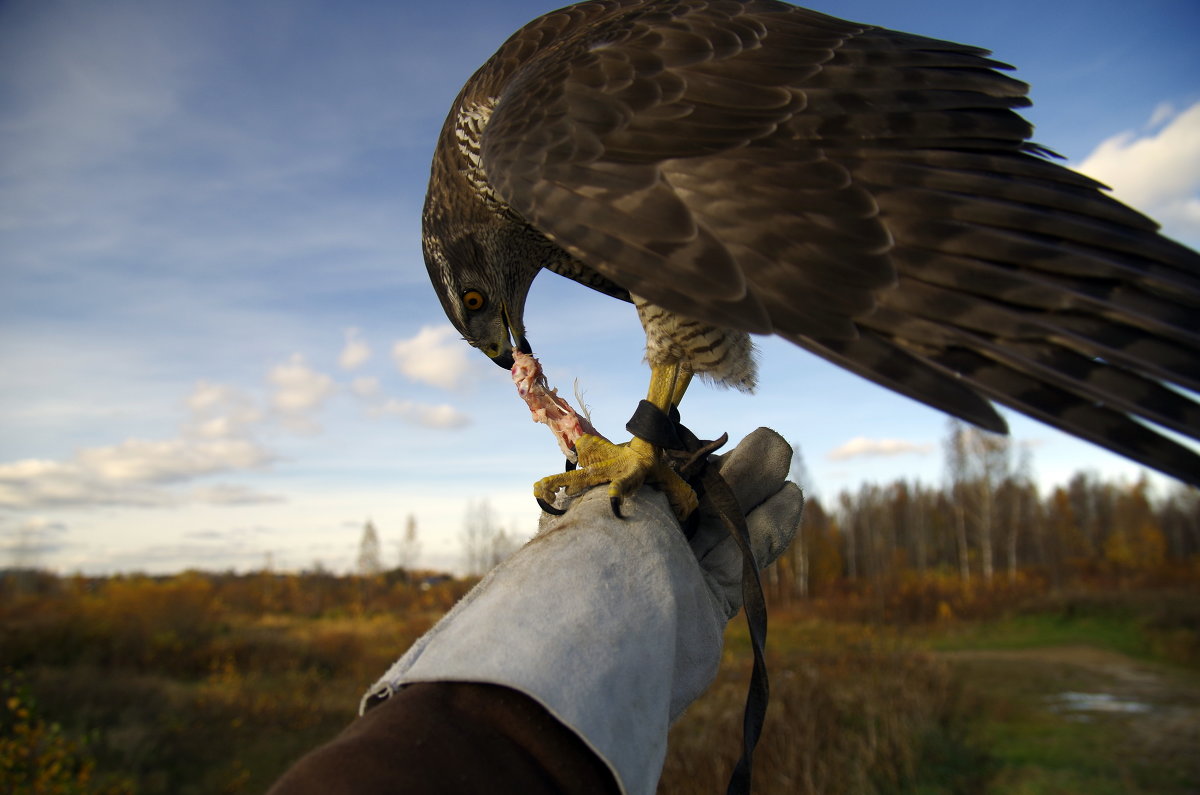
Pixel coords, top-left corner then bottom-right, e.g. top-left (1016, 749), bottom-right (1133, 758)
top-left (3, 453), bottom-right (1198, 793)
top-left (0, 571), bottom-right (471, 794)
top-left (3, 564), bottom-right (1196, 794)
top-left (660, 619), bottom-right (990, 794)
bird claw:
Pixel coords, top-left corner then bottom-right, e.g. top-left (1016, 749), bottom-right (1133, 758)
top-left (533, 434), bottom-right (698, 521)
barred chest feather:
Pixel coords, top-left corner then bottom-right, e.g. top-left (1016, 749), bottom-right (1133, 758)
top-left (633, 295), bottom-right (757, 392)
top-left (454, 97), bottom-right (505, 211)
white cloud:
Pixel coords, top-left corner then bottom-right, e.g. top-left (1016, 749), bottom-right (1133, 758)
top-left (268, 353), bottom-right (336, 431)
top-left (185, 381), bottom-right (262, 439)
top-left (0, 362), bottom-right (302, 511)
top-left (392, 325), bottom-right (476, 391)
top-left (347, 370), bottom-right (469, 429)
top-left (375, 399), bottom-right (471, 429)
top-left (827, 436), bottom-right (933, 461)
top-left (339, 327), bottom-right (371, 370)
top-left (1074, 101), bottom-right (1200, 240)
top-left (187, 381), bottom-right (230, 413)
top-left (351, 376), bottom-right (382, 399)
top-left (0, 458), bottom-right (161, 509)
top-left (0, 436), bottom-right (274, 510)
top-left (76, 437), bottom-right (269, 483)
top-left (1147, 102), bottom-right (1177, 129)
top-left (1, 376), bottom-right (276, 511)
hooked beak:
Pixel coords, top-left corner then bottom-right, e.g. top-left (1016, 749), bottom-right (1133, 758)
top-left (488, 305), bottom-right (531, 369)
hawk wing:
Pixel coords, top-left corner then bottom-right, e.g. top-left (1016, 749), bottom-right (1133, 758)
top-left (477, 0), bottom-right (1200, 483)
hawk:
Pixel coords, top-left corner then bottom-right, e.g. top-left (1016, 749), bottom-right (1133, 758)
top-left (422, 0), bottom-right (1200, 516)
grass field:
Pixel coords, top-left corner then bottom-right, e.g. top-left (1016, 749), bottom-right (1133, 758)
top-left (662, 587), bottom-right (1200, 793)
top-left (923, 590), bottom-right (1200, 795)
top-left (3, 575), bottom-right (1198, 794)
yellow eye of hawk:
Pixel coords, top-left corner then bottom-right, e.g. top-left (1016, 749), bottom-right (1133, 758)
top-left (462, 290), bottom-right (486, 312)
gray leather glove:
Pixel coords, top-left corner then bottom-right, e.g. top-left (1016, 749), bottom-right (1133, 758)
top-left (363, 427), bottom-right (802, 795)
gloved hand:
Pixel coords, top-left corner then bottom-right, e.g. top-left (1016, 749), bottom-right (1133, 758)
top-left (362, 427), bottom-right (802, 795)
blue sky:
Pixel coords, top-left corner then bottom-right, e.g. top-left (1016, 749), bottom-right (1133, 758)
top-left (2, 0), bottom-right (1197, 575)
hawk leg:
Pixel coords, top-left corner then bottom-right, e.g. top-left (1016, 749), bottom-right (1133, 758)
top-left (533, 363), bottom-right (698, 519)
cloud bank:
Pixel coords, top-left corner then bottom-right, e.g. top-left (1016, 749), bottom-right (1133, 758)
top-left (392, 325), bottom-right (476, 391)
top-left (0, 376), bottom-right (280, 511)
top-left (269, 354), bottom-right (336, 432)
top-left (1075, 101), bottom-right (1200, 242)
top-left (0, 437), bottom-right (275, 510)
top-left (373, 399), bottom-right (470, 429)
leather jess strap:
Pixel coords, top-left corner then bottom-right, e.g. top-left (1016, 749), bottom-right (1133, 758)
top-left (625, 400), bottom-right (770, 795)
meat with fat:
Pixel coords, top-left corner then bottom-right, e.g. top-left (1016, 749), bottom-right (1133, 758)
top-left (511, 351), bottom-right (606, 462)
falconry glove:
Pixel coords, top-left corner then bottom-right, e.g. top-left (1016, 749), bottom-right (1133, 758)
top-left (362, 428), bottom-right (802, 795)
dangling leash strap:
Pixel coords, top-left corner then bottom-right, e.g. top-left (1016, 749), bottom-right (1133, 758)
top-left (626, 400), bottom-right (769, 795)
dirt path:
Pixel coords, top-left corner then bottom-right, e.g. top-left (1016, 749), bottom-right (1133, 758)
top-left (940, 645), bottom-right (1200, 790)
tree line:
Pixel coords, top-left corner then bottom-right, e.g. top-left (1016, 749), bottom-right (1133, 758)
top-left (768, 419), bottom-right (1199, 604)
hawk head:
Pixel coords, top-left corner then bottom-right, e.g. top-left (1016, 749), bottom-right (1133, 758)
top-left (422, 205), bottom-right (540, 370)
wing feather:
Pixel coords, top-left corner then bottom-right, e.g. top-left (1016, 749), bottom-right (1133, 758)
top-left (454, 0), bottom-right (1200, 483)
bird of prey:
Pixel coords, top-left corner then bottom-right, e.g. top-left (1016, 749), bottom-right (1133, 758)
top-left (422, 0), bottom-right (1200, 517)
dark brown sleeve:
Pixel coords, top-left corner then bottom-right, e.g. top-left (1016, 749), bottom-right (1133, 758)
top-left (267, 682), bottom-right (621, 795)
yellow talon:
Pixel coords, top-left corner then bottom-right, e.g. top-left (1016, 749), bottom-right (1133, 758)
top-left (533, 361), bottom-right (699, 521)
top-left (534, 434), bottom-right (698, 520)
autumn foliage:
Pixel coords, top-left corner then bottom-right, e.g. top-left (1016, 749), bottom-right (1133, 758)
top-left (0, 572), bottom-right (472, 793)
top-left (766, 451), bottom-right (1198, 622)
top-left (1, 442), bottom-right (1197, 792)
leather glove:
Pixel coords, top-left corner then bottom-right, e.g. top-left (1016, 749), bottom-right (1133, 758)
top-left (362, 427), bottom-right (802, 795)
